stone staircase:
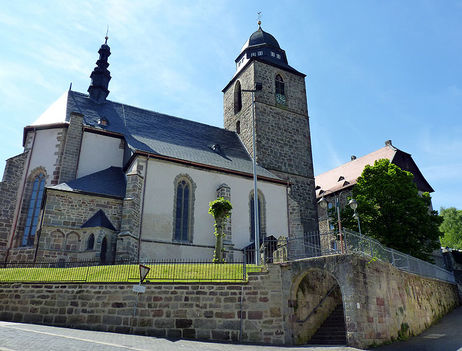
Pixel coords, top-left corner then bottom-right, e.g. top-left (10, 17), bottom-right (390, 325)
top-left (307, 303), bottom-right (347, 345)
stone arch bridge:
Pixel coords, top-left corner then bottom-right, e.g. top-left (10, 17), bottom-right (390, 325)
top-left (271, 253), bottom-right (459, 348)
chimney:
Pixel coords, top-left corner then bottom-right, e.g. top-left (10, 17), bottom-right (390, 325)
top-left (351, 155), bottom-right (357, 161)
top-left (385, 140), bottom-right (392, 147)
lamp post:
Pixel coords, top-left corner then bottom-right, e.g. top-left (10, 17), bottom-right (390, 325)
top-left (318, 191), bottom-right (359, 254)
top-left (242, 82), bottom-right (263, 265)
top-left (348, 198), bottom-right (362, 237)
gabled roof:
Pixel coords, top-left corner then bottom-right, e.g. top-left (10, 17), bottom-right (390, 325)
top-left (315, 142), bottom-right (434, 198)
top-left (48, 166), bottom-right (126, 198)
top-left (81, 209), bottom-right (116, 231)
top-left (31, 90), bottom-right (281, 182)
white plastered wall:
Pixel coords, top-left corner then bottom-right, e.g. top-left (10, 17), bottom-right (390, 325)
top-left (77, 132), bottom-right (124, 178)
top-left (28, 128), bottom-right (63, 186)
top-left (138, 158), bottom-right (288, 260)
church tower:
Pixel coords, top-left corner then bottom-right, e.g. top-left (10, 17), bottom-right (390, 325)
top-left (223, 23), bottom-right (319, 246)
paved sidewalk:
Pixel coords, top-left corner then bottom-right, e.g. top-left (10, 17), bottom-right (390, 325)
top-left (375, 306), bottom-right (462, 351)
top-left (1, 307), bottom-right (461, 351)
top-left (0, 321), bottom-right (360, 351)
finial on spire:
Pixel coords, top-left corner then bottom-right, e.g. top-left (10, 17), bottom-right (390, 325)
top-left (105, 25), bottom-right (109, 44)
top-left (257, 12), bottom-right (262, 28)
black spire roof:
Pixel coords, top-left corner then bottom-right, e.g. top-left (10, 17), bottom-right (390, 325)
top-left (246, 27), bottom-right (281, 50)
top-left (88, 36), bottom-right (112, 103)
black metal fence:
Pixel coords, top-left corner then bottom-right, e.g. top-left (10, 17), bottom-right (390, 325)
top-left (0, 258), bottom-right (255, 283)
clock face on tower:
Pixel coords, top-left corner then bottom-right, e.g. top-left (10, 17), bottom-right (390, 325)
top-left (276, 93), bottom-right (286, 106)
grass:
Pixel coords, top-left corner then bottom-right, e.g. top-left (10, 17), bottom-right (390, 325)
top-left (0, 263), bottom-right (262, 283)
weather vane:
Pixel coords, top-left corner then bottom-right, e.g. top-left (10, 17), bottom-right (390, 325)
top-left (257, 11), bottom-right (262, 27)
top-left (105, 25), bottom-right (109, 44)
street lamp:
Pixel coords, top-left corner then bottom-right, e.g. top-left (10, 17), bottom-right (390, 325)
top-left (348, 198), bottom-right (362, 237)
top-left (318, 195), bottom-right (345, 254)
top-left (242, 82), bottom-right (263, 265)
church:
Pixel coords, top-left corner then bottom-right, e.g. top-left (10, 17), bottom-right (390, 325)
top-left (0, 23), bottom-right (318, 264)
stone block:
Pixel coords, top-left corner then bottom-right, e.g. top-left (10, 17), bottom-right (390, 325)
top-left (211, 330), bottom-right (230, 341)
top-left (175, 319), bottom-right (193, 328)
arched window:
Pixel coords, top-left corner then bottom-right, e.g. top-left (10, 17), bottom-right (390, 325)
top-left (234, 80), bottom-right (242, 114)
top-left (174, 177), bottom-right (194, 242)
top-left (87, 234), bottom-right (95, 250)
top-left (275, 74), bottom-right (286, 106)
top-left (249, 191), bottom-right (266, 243)
top-left (236, 120), bottom-right (241, 134)
top-left (22, 173), bottom-right (45, 246)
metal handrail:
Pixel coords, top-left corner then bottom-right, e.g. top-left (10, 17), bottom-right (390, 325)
top-left (296, 284), bottom-right (338, 323)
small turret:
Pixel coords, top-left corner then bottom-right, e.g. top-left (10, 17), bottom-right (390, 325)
top-left (88, 35), bottom-right (111, 103)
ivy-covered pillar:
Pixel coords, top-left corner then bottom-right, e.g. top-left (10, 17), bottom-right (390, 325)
top-left (216, 184), bottom-right (233, 260)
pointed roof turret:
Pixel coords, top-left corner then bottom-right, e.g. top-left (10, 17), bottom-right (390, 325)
top-left (88, 35), bottom-right (111, 103)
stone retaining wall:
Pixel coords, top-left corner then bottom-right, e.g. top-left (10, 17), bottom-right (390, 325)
top-left (0, 268), bottom-right (285, 344)
top-left (0, 256), bottom-right (459, 348)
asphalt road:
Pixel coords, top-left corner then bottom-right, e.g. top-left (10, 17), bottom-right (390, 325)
top-left (0, 307), bottom-right (461, 351)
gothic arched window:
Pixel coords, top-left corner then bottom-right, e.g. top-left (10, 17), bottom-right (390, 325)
top-left (87, 234), bottom-right (95, 250)
top-left (236, 120), bottom-right (241, 134)
top-left (275, 74), bottom-right (286, 106)
top-left (22, 173), bottom-right (45, 246)
top-left (174, 177), bottom-right (195, 242)
top-left (249, 191), bottom-right (266, 243)
top-left (234, 80), bottom-right (242, 114)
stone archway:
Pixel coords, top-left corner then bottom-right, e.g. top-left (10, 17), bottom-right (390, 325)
top-left (290, 268), bottom-right (346, 345)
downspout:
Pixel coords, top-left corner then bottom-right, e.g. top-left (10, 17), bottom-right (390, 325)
top-left (4, 129), bottom-right (37, 264)
top-left (286, 181), bottom-right (291, 238)
top-left (137, 155), bottom-right (149, 262)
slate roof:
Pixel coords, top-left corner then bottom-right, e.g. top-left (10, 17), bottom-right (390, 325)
top-left (48, 166), bottom-right (126, 198)
top-left (33, 90), bottom-right (280, 181)
top-left (315, 142), bottom-right (434, 198)
top-left (81, 209), bottom-right (116, 231)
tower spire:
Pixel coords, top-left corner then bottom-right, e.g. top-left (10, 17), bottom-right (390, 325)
top-left (88, 35), bottom-right (111, 103)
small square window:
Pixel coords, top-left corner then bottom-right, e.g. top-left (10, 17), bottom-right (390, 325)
top-left (271, 51), bottom-right (275, 57)
top-left (276, 54), bottom-right (281, 59)
top-left (258, 51), bottom-right (263, 56)
top-left (251, 52), bottom-right (256, 57)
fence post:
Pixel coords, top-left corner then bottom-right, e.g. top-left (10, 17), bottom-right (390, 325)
top-left (243, 258), bottom-right (246, 281)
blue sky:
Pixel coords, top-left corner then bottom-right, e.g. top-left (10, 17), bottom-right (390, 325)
top-left (0, 1), bottom-right (461, 211)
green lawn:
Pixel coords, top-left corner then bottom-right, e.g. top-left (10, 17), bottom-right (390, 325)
top-left (0, 263), bottom-right (262, 283)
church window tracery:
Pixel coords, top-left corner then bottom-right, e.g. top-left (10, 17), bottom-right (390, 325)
top-left (22, 173), bottom-right (45, 246)
top-left (249, 190), bottom-right (266, 243)
top-left (173, 174), bottom-right (196, 243)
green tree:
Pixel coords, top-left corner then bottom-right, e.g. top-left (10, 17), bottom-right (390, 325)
top-left (439, 207), bottom-right (462, 249)
top-left (208, 197), bottom-right (232, 263)
top-left (341, 159), bottom-right (442, 262)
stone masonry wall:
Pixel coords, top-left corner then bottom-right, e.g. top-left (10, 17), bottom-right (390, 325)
top-left (223, 61), bottom-right (318, 240)
top-left (0, 152), bottom-right (28, 258)
top-left (58, 112), bottom-right (84, 184)
top-left (35, 189), bottom-right (123, 261)
top-left (118, 166), bottom-right (144, 261)
top-left (0, 267), bottom-right (285, 344)
top-left (42, 190), bottom-right (123, 231)
top-left (284, 255), bottom-right (460, 348)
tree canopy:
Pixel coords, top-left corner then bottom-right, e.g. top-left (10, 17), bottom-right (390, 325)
top-left (439, 207), bottom-right (462, 249)
top-left (341, 159), bottom-right (441, 261)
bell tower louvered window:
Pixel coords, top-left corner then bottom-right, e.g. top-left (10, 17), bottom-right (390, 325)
top-left (275, 74), bottom-right (286, 106)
